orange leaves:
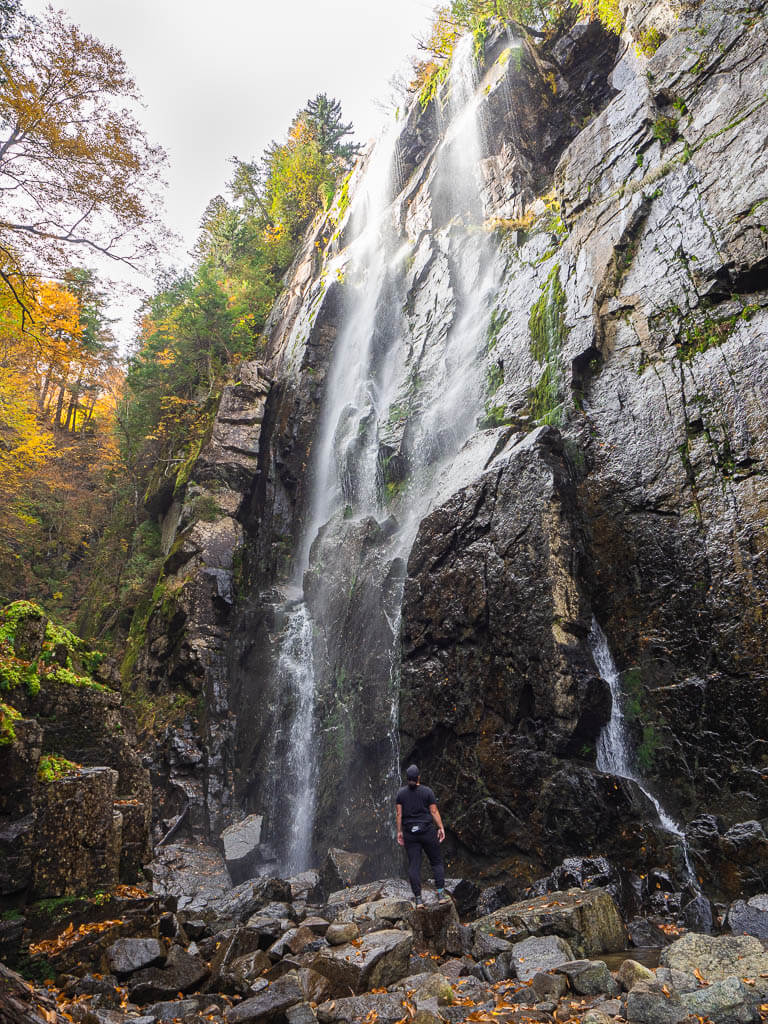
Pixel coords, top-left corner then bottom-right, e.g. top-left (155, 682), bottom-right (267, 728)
top-left (29, 919), bottom-right (122, 957)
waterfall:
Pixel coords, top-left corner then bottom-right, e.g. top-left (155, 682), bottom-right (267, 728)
top-left (277, 604), bottom-right (316, 875)
top-left (590, 618), bottom-right (698, 885)
top-left (258, 31), bottom-right (503, 871)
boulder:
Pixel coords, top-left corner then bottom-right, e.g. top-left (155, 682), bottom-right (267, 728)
top-left (322, 848), bottom-right (369, 894)
top-left (317, 992), bottom-right (412, 1024)
top-left (288, 870), bottom-right (322, 901)
top-left (531, 972), bottom-right (568, 1001)
top-left (628, 918), bottom-right (670, 948)
top-left (617, 958), bottom-right (655, 991)
top-left (326, 922), bottom-right (360, 945)
top-left (660, 933), bottom-right (768, 981)
top-left (227, 949), bottom-right (272, 987)
top-left (225, 971), bottom-right (304, 1023)
top-left (409, 901), bottom-right (462, 954)
top-left (682, 894), bottom-right (715, 934)
top-left (727, 895), bottom-right (768, 939)
top-left (444, 878), bottom-right (481, 918)
top-left (106, 937), bottom-right (165, 977)
top-left (474, 887), bottom-right (626, 957)
top-left (126, 945), bottom-right (208, 1004)
top-left (310, 928), bottom-right (413, 996)
top-left (511, 935), bottom-right (575, 982)
top-left (301, 916), bottom-right (330, 934)
top-left (626, 981), bottom-right (687, 1024)
top-left (555, 959), bottom-right (618, 996)
top-left (286, 1002), bottom-right (318, 1024)
top-left (221, 814), bottom-right (263, 884)
top-left (337, 898), bottom-right (413, 926)
top-left (680, 977), bottom-right (758, 1024)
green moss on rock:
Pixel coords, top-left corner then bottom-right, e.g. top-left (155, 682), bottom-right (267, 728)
top-left (528, 266), bottom-right (568, 425)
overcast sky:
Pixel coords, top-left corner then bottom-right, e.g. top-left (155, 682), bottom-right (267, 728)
top-left (23, 0), bottom-right (437, 343)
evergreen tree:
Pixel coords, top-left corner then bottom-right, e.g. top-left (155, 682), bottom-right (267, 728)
top-left (303, 93), bottom-right (362, 167)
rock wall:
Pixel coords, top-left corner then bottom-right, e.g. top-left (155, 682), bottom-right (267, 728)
top-left (129, 0), bottom-right (768, 889)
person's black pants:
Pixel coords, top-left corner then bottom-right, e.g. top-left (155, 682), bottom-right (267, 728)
top-left (404, 825), bottom-right (445, 897)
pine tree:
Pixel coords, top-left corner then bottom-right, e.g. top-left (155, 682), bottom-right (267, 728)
top-left (303, 93), bottom-right (362, 167)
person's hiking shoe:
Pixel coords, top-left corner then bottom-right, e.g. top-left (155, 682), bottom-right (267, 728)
top-left (414, 897), bottom-right (425, 909)
top-left (437, 888), bottom-right (451, 904)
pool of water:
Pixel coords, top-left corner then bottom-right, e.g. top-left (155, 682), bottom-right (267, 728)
top-left (603, 948), bottom-right (661, 970)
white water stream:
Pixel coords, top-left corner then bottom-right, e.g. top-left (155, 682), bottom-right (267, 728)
top-left (590, 618), bottom-right (698, 885)
top-left (271, 33), bottom-right (499, 871)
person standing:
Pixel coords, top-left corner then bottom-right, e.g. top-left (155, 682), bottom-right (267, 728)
top-left (396, 764), bottom-right (449, 908)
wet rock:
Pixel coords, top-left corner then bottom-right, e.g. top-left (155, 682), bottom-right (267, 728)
top-left (310, 928), bottom-right (413, 996)
top-left (106, 937), bottom-right (165, 976)
top-left (626, 980), bottom-right (686, 1024)
top-left (225, 971), bottom-right (304, 1023)
top-left (326, 921), bottom-right (360, 945)
top-left (321, 848), bottom-right (369, 894)
top-left (301, 915), bottom-right (329, 934)
top-left (475, 888), bottom-right (626, 957)
top-left (556, 959), bottom-right (618, 996)
top-left (661, 933), bottom-right (768, 981)
top-left (682, 894), bottom-right (715, 934)
top-left (511, 935), bottom-right (575, 982)
top-left (727, 895), bottom-right (768, 939)
top-left (583, 1012), bottom-right (615, 1024)
top-left (226, 949), bottom-right (272, 988)
top-left (444, 878), bottom-right (481, 918)
top-left (627, 918), bottom-right (669, 948)
top-left (680, 977), bottom-right (758, 1023)
top-left (476, 883), bottom-right (516, 917)
top-left (472, 930), bottom-right (514, 960)
top-left (316, 992), bottom-right (411, 1024)
top-left (126, 945), bottom-right (208, 1004)
top-left (532, 972), bottom-right (568, 1000)
top-left (409, 901), bottom-right (462, 954)
top-left (286, 1001), bottom-right (318, 1024)
top-left (0, 916), bottom-right (24, 966)
top-left (617, 958), bottom-right (655, 991)
top-left (221, 814), bottom-right (263, 884)
top-left (654, 968), bottom-right (699, 994)
top-left (289, 870), bottom-right (322, 901)
top-left (336, 898), bottom-right (412, 928)
top-left (288, 925), bottom-right (323, 954)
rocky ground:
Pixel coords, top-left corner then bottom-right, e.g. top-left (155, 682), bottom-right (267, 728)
top-left (6, 846), bottom-right (768, 1024)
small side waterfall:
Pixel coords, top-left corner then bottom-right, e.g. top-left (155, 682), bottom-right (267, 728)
top-left (590, 618), bottom-right (698, 885)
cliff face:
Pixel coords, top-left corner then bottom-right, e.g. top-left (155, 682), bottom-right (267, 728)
top-left (134, 0), bottom-right (768, 887)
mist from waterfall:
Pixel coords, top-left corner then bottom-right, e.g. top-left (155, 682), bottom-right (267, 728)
top-left (263, 32), bottom-right (502, 872)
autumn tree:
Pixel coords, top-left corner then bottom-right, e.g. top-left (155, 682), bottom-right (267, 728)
top-left (0, 7), bottom-right (166, 322)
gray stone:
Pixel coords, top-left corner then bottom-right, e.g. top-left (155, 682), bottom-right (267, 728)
top-left (326, 921), bottom-right (360, 945)
top-left (221, 814), bottom-right (263, 884)
top-left (225, 971), bottom-right (304, 1023)
top-left (310, 928), bottom-right (414, 996)
top-left (106, 938), bottom-right (165, 977)
top-left (660, 933), bottom-right (768, 981)
top-left (626, 981), bottom-right (687, 1024)
top-left (286, 1002), bottom-right (318, 1024)
top-left (317, 993), bottom-right (412, 1024)
top-left (531, 971), bottom-right (568, 1001)
top-left (556, 959), bottom-right (618, 996)
top-left (321, 848), bottom-right (369, 895)
top-left (617, 958), bottom-right (655, 991)
top-left (680, 977), bottom-right (759, 1023)
top-left (511, 935), bottom-right (575, 982)
top-left (475, 888), bottom-right (626, 957)
top-left (228, 949), bottom-right (272, 986)
top-left (727, 897), bottom-right (768, 939)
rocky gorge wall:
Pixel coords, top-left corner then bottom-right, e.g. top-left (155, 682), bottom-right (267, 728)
top-left (128, 0), bottom-right (768, 893)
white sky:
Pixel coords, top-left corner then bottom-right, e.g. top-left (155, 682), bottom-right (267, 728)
top-left (23, 0), bottom-right (437, 344)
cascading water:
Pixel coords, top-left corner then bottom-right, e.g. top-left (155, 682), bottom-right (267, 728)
top-left (590, 618), bottom-right (698, 885)
top-left (260, 32), bottom-right (502, 871)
